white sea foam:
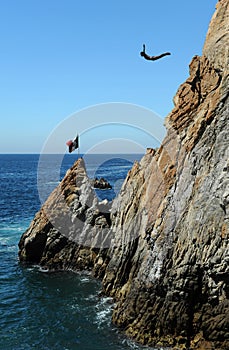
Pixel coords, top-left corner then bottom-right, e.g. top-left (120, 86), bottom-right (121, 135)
top-left (80, 276), bottom-right (90, 283)
top-left (46, 181), bottom-right (60, 185)
top-left (85, 293), bottom-right (97, 301)
top-left (38, 267), bottom-right (49, 273)
top-left (95, 296), bottom-right (113, 328)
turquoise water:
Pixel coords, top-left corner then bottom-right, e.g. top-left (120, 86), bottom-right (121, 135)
top-left (0, 154), bottom-right (163, 350)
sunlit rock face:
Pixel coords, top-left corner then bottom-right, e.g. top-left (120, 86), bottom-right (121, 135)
top-left (19, 1), bottom-right (229, 349)
top-left (102, 1), bottom-right (229, 348)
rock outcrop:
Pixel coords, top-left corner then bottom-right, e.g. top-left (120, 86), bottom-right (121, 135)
top-left (19, 1), bottom-right (228, 349)
top-left (19, 158), bottom-right (111, 276)
top-left (92, 177), bottom-right (112, 190)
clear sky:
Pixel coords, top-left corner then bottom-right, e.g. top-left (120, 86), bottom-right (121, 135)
top-left (0, 0), bottom-right (217, 153)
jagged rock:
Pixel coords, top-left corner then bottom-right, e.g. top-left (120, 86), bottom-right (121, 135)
top-left (92, 177), bottom-right (112, 190)
top-left (102, 1), bottom-right (229, 349)
top-left (18, 1), bottom-right (229, 349)
top-left (19, 158), bottom-right (111, 276)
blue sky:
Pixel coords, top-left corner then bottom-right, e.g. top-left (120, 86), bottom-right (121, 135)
top-left (0, 0), bottom-right (217, 153)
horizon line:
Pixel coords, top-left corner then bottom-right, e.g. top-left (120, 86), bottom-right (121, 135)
top-left (0, 152), bottom-right (145, 155)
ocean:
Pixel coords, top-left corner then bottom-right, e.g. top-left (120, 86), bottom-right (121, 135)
top-left (0, 154), bottom-right (163, 350)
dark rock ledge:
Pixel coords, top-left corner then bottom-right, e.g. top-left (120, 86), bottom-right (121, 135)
top-left (91, 177), bottom-right (112, 190)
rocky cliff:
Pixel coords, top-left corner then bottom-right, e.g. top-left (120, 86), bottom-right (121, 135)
top-left (19, 1), bottom-right (228, 349)
top-left (19, 158), bottom-right (111, 275)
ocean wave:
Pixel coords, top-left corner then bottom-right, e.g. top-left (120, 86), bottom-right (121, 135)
top-left (0, 225), bottom-right (27, 232)
top-left (94, 296), bottom-right (113, 328)
top-left (46, 181), bottom-right (60, 185)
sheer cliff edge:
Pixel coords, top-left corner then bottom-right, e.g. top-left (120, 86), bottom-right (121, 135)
top-left (19, 1), bottom-right (229, 349)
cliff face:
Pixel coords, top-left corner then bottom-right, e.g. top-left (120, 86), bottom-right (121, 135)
top-left (101, 1), bottom-right (228, 348)
top-left (19, 1), bottom-right (228, 349)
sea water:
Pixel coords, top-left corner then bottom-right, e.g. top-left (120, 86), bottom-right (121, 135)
top-left (0, 154), bottom-right (165, 350)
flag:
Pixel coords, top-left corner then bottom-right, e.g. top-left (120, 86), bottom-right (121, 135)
top-left (66, 135), bottom-right (79, 153)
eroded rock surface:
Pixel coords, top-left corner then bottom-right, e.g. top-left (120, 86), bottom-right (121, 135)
top-left (19, 1), bottom-right (228, 349)
top-left (19, 158), bottom-right (111, 276)
top-left (101, 1), bottom-right (229, 348)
